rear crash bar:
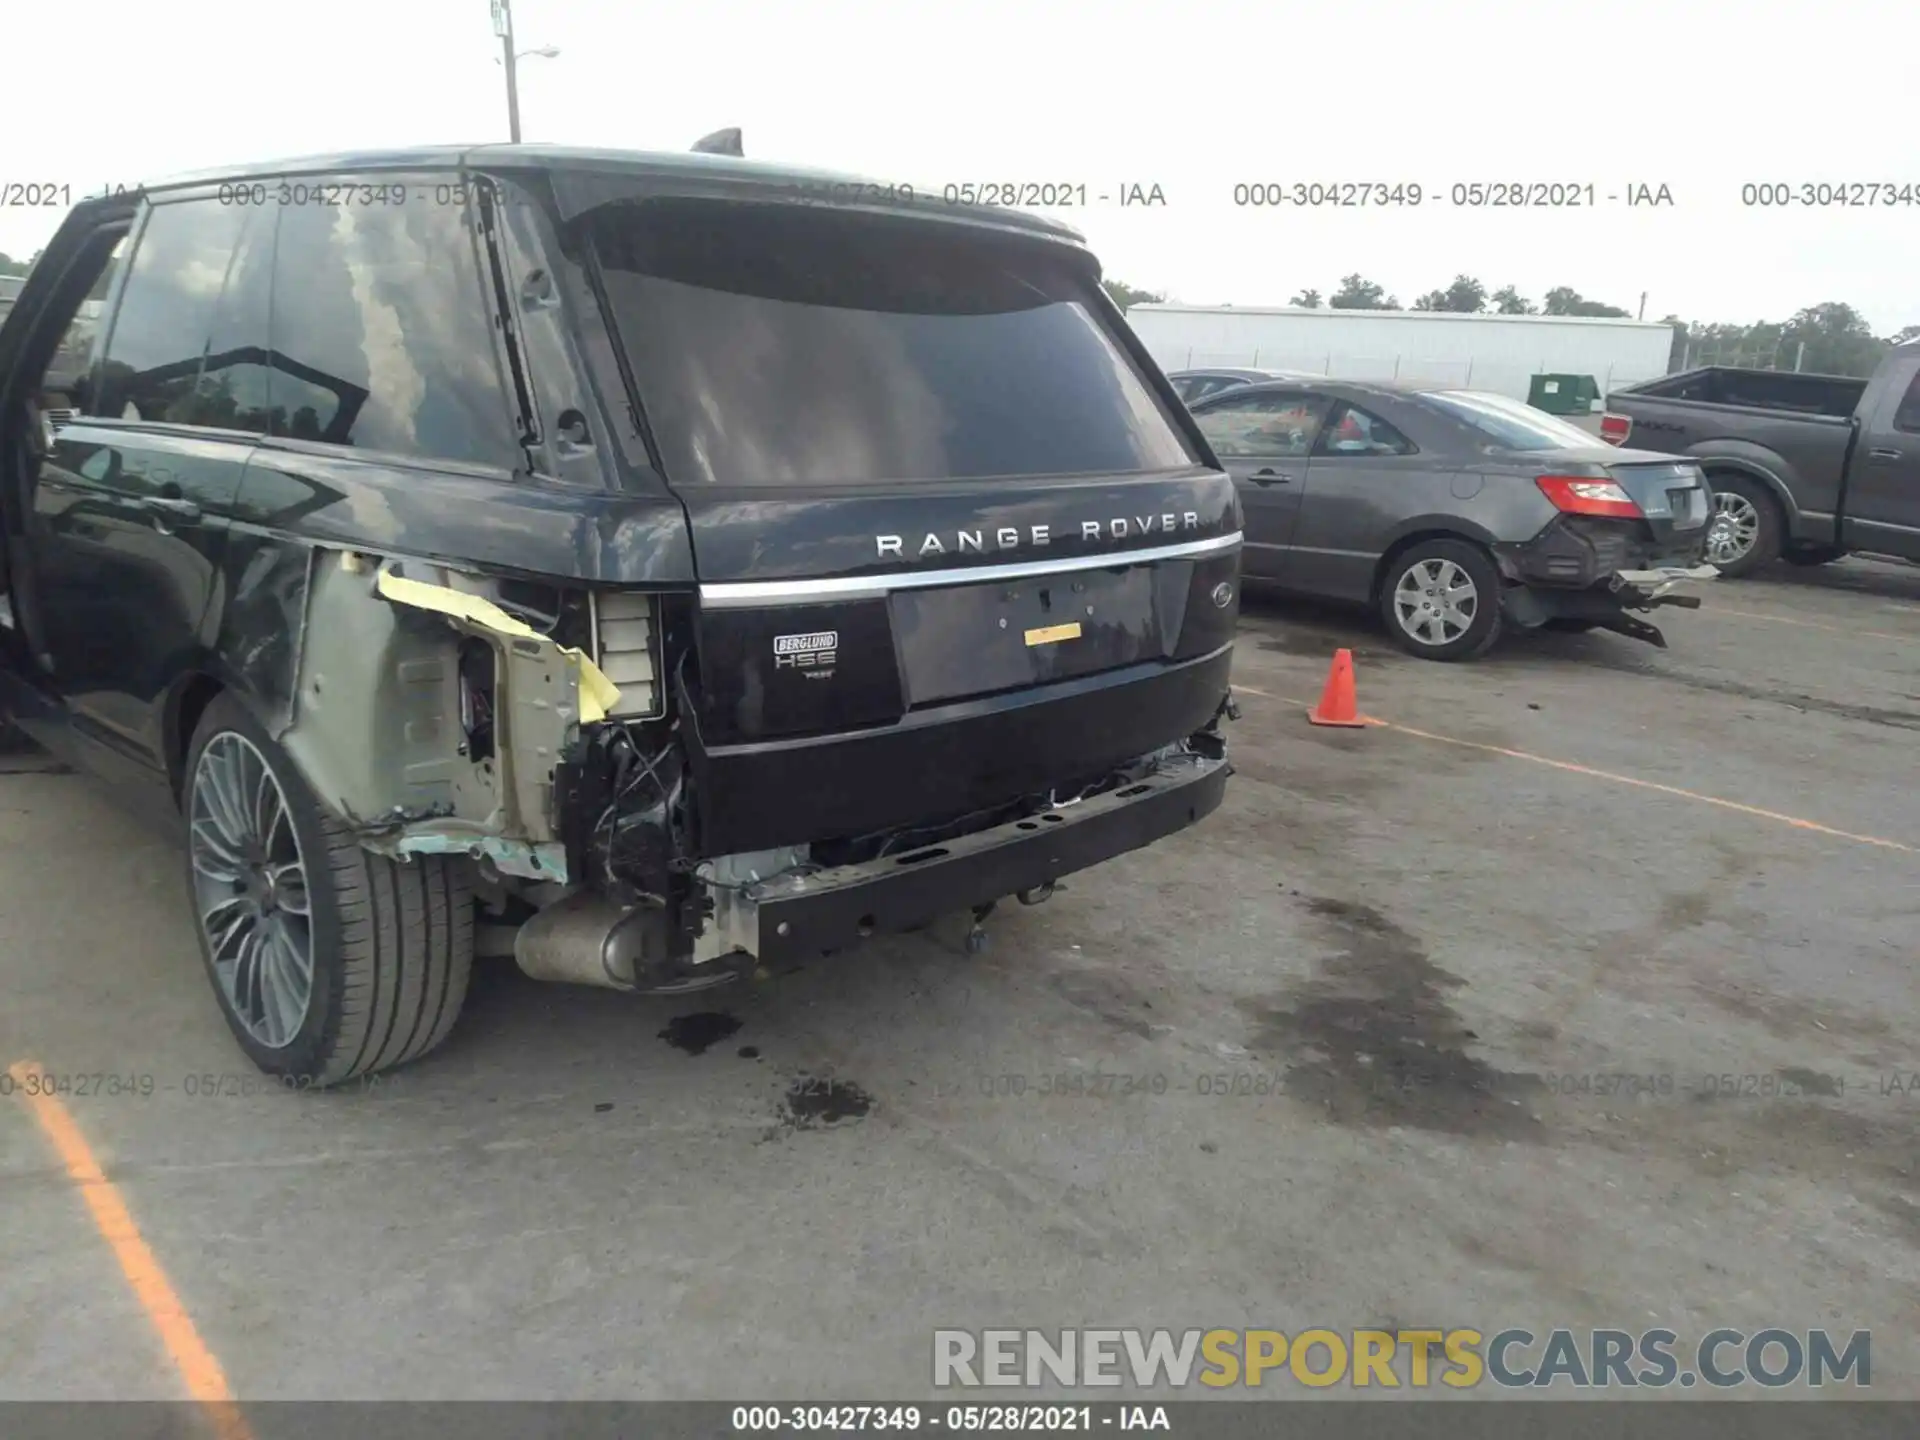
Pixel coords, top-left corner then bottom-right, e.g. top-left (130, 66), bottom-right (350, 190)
top-left (727, 749), bottom-right (1230, 967)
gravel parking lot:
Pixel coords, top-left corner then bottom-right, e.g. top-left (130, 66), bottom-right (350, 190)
top-left (3, 558), bottom-right (1917, 1402)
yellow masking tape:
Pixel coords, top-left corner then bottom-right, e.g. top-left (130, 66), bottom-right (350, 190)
top-left (374, 568), bottom-right (623, 724)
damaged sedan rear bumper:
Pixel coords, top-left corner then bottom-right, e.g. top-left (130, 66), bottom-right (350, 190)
top-left (1495, 516), bottom-right (1716, 646)
top-left (1610, 563), bottom-right (1720, 601)
top-left (1501, 561), bottom-right (1717, 629)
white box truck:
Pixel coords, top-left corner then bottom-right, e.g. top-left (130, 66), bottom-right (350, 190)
top-left (1128, 304), bottom-right (1675, 405)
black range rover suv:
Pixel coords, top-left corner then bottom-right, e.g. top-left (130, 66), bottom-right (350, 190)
top-left (0, 145), bottom-right (1240, 1083)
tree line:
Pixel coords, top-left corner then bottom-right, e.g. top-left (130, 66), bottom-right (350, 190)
top-left (1102, 275), bottom-right (1920, 379)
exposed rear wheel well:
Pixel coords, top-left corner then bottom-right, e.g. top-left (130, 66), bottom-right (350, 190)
top-left (168, 674), bottom-right (224, 800)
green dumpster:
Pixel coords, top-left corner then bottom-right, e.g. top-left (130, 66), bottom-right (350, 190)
top-left (1528, 373), bottom-right (1602, 415)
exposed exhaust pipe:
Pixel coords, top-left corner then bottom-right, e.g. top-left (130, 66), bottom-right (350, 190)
top-left (512, 891), bottom-right (750, 994)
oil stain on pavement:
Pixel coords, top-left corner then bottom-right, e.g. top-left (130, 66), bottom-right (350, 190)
top-left (1242, 896), bottom-right (1545, 1140)
top-left (780, 1077), bottom-right (873, 1130)
top-left (659, 1012), bottom-right (743, 1055)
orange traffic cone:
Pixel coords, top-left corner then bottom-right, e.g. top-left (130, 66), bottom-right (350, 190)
top-left (1307, 648), bottom-right (1370, 727)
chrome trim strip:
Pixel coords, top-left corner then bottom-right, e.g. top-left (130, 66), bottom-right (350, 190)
top-left (697, 532), bottom-right (1243, 608)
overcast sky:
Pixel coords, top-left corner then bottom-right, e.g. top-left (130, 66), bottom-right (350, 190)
top-left (3, 0), bottom-right (1914, 333)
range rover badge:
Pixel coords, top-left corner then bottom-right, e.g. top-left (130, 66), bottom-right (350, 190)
top-left (1211, 582), bottom-right (1234, 609)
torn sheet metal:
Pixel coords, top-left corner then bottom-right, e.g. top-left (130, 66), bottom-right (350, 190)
top-left (278, 550), bottom-right (610, 883)
top-left (388, 830), bottom-right (569, 884)
top-left (374, 568), bottom-right (621, 722)
top-left (282, 551), bottom-right (495, 831)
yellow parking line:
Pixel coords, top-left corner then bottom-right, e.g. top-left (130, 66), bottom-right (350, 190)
top-left (1235, 689), bottom-right (1916, 854)
top-left (1382, 720), bottom-right (1915, 853)
top-left (7, 1060), bottom-right (251, 1438)
top-left (1701, 605), bottom-right (1912, 644)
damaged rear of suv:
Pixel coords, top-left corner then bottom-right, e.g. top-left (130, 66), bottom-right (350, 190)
top-left (0, 146), bottom-right (1240, 1083)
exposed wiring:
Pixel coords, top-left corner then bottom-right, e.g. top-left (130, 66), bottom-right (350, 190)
top-left (693, 860), bottom-right (826, 895)
top-left (590, 720), bottom-right (680, 885)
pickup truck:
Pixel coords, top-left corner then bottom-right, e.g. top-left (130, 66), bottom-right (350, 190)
top-left (1599, 342), bottom-right (1920, 576)
top-left (0, 145), bottom-right (1239, 1085)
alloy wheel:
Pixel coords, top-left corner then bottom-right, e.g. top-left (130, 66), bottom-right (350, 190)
top-left (1392, 558), bottom-right (1478, 647)
top-left (188, 732), bottom-right (314, 1049)
top-left (1706, 492), bottom-right (1760, 566)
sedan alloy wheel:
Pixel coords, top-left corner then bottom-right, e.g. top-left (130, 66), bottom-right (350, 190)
top-left (1392, 557), bottom-right (1479, 647)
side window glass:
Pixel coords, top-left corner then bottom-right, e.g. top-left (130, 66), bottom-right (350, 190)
top-left (1315, 402), bottom-right (1417, 457)
top-left (188, 205), bottom-right (278, 434)
top-left (269, 179), bottom-right (524, 469)
top-left (1893, 369), bottom-right (1920, 435)
top-left (1195, 393), bottom-right (1325, 457)
top-left (91, 201), bottom-right (249, 423)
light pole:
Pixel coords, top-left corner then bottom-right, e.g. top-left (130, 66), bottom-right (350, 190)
top-left (490, 2), bottom-right (559, 143)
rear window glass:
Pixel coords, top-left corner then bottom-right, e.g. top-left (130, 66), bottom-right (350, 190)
top-left (590, 200), bottom-right (1195, 486)
top-left (1422, 390), bottom-right (1599, 451)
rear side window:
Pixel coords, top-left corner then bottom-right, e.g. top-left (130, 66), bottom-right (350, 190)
top-left (91, 200), bottom-right (255, 423)
top-left (1315, 402), bottom-right (1416, 457)
top-left (1893, 368), bottom-right (1920, 434)
top-left (590, 199), bottom-right (1195, 486)
top-left (1422, 390), bottom-right (1599, 451)
top-left (179, 206), bottom-right (276, 433)
top-left (1194, 391), bottom-right (1327, 457)
top-left (269, 178), bottom-right (525, 469)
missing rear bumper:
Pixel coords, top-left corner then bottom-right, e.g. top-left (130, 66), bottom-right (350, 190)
top-left (1503, 562), bottom-right (1716, 648)
top-left (706, 749), bottom-right (1230, 967)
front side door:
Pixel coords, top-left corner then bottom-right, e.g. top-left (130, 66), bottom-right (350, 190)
top-left (31, 196), bottom-right (271, 779)
top-left (1841, 354), bottom-right (1920, 557)
top-left (1190, 388), bottom-right (1333, 581)
top-left (1288, 400), bottom-right (1436, 602)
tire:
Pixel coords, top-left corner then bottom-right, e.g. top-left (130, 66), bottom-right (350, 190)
top-left (1542, 618), bottom-right (1600, 633)
top-left (183, 694), bottom-right (474, 1086)
top-left (1378, 538), bottom-right (1504, 662)
top-left (1783, 545), bottom-right (1848, 567)
top-left (1703, 473), bottom-right (1781, 577)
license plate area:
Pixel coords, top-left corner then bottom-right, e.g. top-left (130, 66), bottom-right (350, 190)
top-left (891, 565), bottom-right (1171, 706)
top-left (1669, 488), bottom-right (1707, 529)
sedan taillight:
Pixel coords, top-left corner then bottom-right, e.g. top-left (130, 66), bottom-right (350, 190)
top-left (1536, 474), bottom-right (1643, 519)
top-left (1598, 412), bottom-right (1632, 446)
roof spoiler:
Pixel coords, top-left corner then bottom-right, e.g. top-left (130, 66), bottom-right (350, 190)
top-left (691, 128), bottom-right (743, 157)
